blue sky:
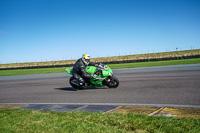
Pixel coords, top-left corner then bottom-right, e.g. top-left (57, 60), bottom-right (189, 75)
top-left (0, 0), bottom-right (200, 64)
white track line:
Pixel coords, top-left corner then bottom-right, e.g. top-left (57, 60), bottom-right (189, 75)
top-left (1, 103), bottom-right (200, 108)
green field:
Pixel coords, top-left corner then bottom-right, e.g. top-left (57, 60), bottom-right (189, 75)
top-left (0, 49), bottom-right (200, 69)
top-left (108, 57), bottom-right (200, 69)
top-left (0, 58), bottom-right (200, 76)
top-left (0, 109), bottom-right (200, 133)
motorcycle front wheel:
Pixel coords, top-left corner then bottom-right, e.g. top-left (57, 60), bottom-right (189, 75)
top-left (107, 76), bottom-right (119, 88)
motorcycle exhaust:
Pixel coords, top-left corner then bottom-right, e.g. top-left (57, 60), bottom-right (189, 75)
top-left (71, 81), bottom-right (79, 86)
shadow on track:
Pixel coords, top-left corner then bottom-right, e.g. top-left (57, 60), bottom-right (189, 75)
top-left (54, 87), bottom-right (108, 91)
top-left (54, 87), bottom-right (76, 91)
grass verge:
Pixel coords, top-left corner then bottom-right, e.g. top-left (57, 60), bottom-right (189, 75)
top-left (0, 58), bottom-right (200, 76)
top-left (108, 57), bottom-right (200, 69)
top-left (0, 109), bottom-right (200, 133)
top-left (0, 67), bottom-right (67, 76)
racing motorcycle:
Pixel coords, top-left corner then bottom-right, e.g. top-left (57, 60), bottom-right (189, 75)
top-left (66, 63), bottom-right (119, 90)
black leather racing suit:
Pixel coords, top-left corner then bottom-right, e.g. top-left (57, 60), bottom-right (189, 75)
top-left (72, 58), bottom-right (96, 86)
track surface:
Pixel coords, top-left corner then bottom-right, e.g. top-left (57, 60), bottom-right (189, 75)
top-left (0, 64), bottom-right (200, 107)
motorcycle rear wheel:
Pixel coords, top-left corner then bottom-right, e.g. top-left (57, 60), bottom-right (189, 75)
top-left (69, 76), bottom-right (81, 90)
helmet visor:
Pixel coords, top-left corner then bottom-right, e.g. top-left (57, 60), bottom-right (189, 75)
top-left (85, 59), bottom-right (90, 63)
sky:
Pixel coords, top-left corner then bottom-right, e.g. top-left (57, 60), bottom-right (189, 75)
top-left (0, 0), bottom-right (200, 64)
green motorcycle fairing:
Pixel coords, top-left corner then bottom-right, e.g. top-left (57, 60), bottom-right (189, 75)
top-left (85, 65), bottom-right (112, 87)
top-left (66, 63), bottom-right (113, 87)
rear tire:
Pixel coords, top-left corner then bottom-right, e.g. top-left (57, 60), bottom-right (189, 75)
top-left (69, 76), bottom-right (80, 90)
top-left (107, 76), bottom-right (119, 88)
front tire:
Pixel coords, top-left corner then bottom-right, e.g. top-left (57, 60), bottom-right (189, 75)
top-left (107, 76), bottom-right (119, 88)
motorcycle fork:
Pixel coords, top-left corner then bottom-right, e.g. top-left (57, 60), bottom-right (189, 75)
top-left (105, 76), bottom-right (111, 82)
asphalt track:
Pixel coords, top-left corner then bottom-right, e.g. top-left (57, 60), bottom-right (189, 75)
top-left (0, 64), bottom-right (200, 109)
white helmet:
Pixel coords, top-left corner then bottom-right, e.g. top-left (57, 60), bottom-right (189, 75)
top-left (82, 54), bottom-right (90, 65)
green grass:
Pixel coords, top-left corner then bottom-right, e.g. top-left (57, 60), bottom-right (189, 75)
top-left (0, 58), bottom-right (200, 76)
top-left (0, 109), bottom-right (200, 133)
top-left (1, 49), bottom-right (200, 69)
top-left (0, 67), bottom-right (68, 76)
top-left (108, 57), bottom-right (200, 69)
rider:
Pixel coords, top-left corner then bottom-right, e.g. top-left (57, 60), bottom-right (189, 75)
top-left (72, 54), bottom-right (97, 88)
